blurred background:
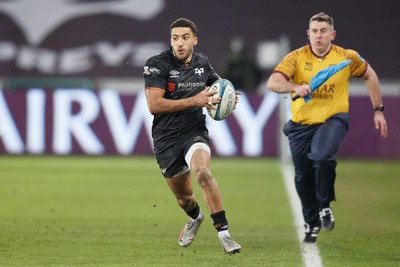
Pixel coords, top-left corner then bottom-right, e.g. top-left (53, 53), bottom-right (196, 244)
top-left (0, 0), bottom-right (399, 157)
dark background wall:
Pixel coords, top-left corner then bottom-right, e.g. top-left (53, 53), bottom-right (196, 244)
top-left (0, 0), bottom-right (398, 80)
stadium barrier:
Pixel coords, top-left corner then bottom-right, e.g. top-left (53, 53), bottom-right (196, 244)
top-left (0, 89), bottom-right (398, 157)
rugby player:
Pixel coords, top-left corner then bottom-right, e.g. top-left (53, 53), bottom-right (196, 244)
top-left (143, 18), bottom-right (241, 254)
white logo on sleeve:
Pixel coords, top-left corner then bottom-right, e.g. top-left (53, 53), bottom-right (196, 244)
top-left (144, 66), bottom-right (161, 75)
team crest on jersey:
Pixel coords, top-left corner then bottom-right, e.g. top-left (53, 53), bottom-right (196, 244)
top-left (304, 62), bottom-right (313, 71)
top-left (169, 70), bottom-right (179, 78)
top-left (195, 68), bottom-right (204, 76)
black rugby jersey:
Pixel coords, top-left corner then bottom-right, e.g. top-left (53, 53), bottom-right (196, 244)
top-left (144, 49), bottom-right (219, 146)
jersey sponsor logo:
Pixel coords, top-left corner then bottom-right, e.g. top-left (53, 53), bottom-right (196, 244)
top-left (177, 81), bottom-right (206, 89)
top-left (312, 84), bottom-right (335, 100)
top-left (143, 66), bottom-right (161, 75)
top-left (169, 70), bottom-right (179, 78)
top-left (195, 68), bottom-right (204, 76)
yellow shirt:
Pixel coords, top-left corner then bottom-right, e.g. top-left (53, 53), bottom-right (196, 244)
top-left (274, 44), bottom-right (367, 124)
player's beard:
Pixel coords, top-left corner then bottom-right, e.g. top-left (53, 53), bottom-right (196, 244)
top-left (174, 46), bottom-right (194, 63)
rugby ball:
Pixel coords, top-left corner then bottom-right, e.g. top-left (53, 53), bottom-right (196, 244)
top-left (207, 79), bottom-right (236, 121)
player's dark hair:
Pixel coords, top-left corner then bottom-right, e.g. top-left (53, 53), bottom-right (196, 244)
top-left (170, 18), bottom-right (198, 36)
top-left (310, 12), bottom-right (334, 29)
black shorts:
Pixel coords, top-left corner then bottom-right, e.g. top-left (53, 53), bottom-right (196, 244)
top-left (154, 130), bottom-right (210, 178)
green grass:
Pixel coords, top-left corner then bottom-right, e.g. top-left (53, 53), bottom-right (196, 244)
top-left (319, 159), bottom-right (400, 267)
top-left (0, 156), bottom-right (399, 266)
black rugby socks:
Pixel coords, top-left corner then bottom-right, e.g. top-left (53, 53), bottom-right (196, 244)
top-left (186, 203), bottom-right (200, 220)
top-left (211, 210), bottom-right (229, 231)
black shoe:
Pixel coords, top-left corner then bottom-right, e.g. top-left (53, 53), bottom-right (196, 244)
top-left (320, 207), bottom-right (335, 231)
top-left (303, 221), bottom-right (321, 243)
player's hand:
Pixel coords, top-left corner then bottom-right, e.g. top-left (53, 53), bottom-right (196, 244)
top-left (374, 112), bottom-right (388, 138)
top-left (294, 85), bottom-right (312, 98)
top-left (194, 87), bottom-right (220, 109)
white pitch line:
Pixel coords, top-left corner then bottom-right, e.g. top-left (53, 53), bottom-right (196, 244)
top-left (281, 162), bottom-right (323, 267)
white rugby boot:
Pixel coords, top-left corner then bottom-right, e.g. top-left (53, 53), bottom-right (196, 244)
top-left (320, 207), bottom-right (335, 231)
top-left (219, 232), bottom-right (241, 255)
top-left (178, 210), bottom-right (204, 247)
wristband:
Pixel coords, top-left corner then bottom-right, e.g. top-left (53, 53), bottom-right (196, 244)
top-left (374, 105), bottom-right (384, 112)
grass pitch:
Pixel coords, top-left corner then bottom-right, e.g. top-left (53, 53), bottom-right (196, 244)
top-left (0, 156), bottom-right (399, 266)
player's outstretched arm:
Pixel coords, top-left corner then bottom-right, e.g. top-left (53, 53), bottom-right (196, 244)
top-left (144, 87), bottom-right (218, 115)
top-left (267, 73), bottom-right (311, 97)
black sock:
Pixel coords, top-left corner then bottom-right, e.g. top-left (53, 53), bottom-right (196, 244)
top-left (210, 210), bottom-right (228, 232)
top-left (319, 203), bottom-right (330, 210)
top-left (186, 203), bottom-right (200, 220)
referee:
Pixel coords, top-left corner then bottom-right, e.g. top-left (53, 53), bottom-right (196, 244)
top-left (267, 12), bottom-right (388, 243)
